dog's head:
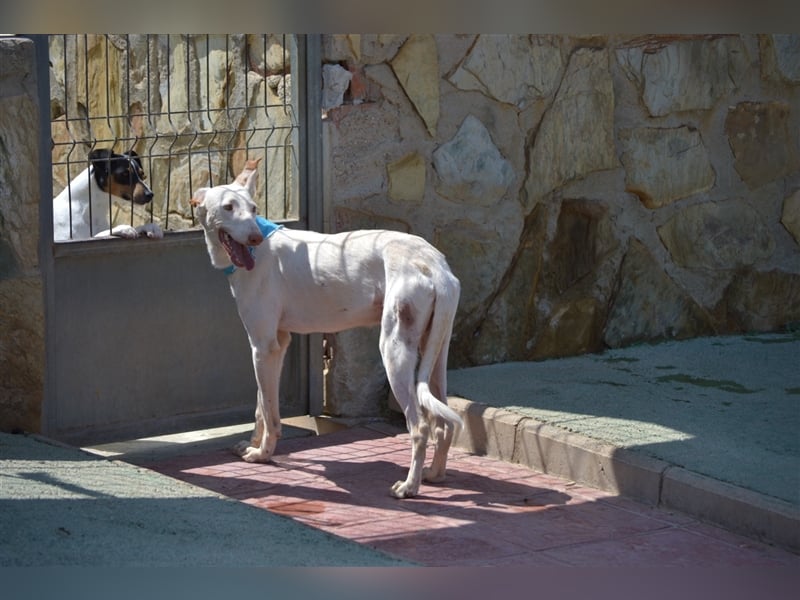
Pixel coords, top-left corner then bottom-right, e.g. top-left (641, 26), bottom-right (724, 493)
top-left (190, 163), bottom-right (264, 271)
top-left (89, 148), bottom-right (154, 205)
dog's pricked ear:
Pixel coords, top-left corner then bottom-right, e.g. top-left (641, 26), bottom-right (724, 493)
top-left (190, 189), bottom-right (209, 222)
top-left (189, 188), bottom-right (209, 207)
top-left (233, 157), bottom-right (261, 198)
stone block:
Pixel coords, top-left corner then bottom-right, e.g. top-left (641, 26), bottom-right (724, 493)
top-left (661, 466), bottom-right (800, 552)
top-left (432, 114), bottom-right (515, 207)
top-left (387, 152), bottom-right (425, 204)
top-left (725, 101), bottom-right (799, 189)
top-left (448, 34), bottom-right (563, 107)
top-left (619, 126), bottom-right (715, 209)
top-left (448, 396), bottom-right (524, 462)
top-left (322, 64), bottom-right (352, 111)
top-left (548, 199), bottom-right (617, 294)
top-left (769, 34), bottom-right (800, 83)
top-left (617, 36), bottom-right (745, 117)
top-left (0, 277), bottom-right (44, 433)
top-left (456, 204), bottom-right (546, 365)
top-left (390, 34), bottom-right (439, 136)
top-left (516, 419), bottom-right (667, 505)
top-left (324, 327), bottom-right (388, 418)
top-left (525, 47), bottom-right (617, 203)
top-left (658, 199), bottom-right (775, 270)
top-left (781, 189), bottom-right (800, 245)
top-left (720, 269), bottom-right (800, 332)
top-left (604, 240), bottom-right (715, 347)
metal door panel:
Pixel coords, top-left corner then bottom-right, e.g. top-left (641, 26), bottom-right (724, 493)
top-left (47, 235), bottom-right (305, 445)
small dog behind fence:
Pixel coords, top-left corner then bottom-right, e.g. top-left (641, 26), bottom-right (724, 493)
top-left (53, 148), bottom-right (163, 241)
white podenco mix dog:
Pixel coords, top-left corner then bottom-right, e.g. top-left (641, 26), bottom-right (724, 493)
top-left (190, 160), bottom-right (462, 498)
top-left (53, 148), bottom-right (163, 241)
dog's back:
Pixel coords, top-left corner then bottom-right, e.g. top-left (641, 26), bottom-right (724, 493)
top-left (53, 167), bottom-right (96, 240)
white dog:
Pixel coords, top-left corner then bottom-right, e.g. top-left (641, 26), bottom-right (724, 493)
top-left (190, 160), bottom-right (463, 498)
top-left (53, 148), bottom-right (163, 240)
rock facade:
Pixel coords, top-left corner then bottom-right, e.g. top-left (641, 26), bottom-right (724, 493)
top-left (321, 34), bottom-right (800, 416)
top-left (2, 35), bottom-right (798, 427)
top-left (0, 38), bottom-right (45, 433)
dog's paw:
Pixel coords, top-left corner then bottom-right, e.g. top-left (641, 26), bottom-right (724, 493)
top-left (390, 479), bottom-right (418, 499)
top-left (422, 466), bottom-right (447, 483)
top-left (234, 441), bottom-right (271, 463)
top-left (137, 223), bottom-right (164, 239)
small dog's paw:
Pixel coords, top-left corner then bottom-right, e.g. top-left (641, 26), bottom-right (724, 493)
top-left (137, 223), bottom-right (164, 239)
top-left (390, 480), bottom-right (418, 499)
top-left (112, 225), bottom-right (139, 239)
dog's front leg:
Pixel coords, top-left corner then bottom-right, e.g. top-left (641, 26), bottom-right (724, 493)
top-left (235, 331), bottom-right (291, 463)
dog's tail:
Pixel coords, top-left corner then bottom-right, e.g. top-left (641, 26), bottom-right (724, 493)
top-left (416, 267), bottom-right (463, 431)
top-left (418, 382), bottom-right (463, 431)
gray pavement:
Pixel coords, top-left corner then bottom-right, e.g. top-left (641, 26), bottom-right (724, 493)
top-left (0, 429), bottom-right (409, 566)
top-left (447, 330), bottom-right (800, 551)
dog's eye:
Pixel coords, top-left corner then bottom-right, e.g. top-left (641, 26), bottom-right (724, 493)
top-left (223, 203), bottom-right (234, 211)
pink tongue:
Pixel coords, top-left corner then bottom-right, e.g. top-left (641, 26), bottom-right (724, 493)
top-left (231, 240), bottom-right (255, 270)
top-left (221, 231), bottom-right (256, 271)
top-left (241, 246), bottom-right (255, 270)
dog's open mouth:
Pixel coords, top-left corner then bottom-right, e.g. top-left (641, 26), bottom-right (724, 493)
top-left (219, 229), bottom-right (255, 271)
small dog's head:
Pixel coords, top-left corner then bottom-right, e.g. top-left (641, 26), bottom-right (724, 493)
top-left (89, 148), bottom-right (154, 205)
top-left (190, 163), bottom-right (264, 271)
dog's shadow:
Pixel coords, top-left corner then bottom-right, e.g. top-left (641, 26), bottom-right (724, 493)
top-left (165, 448), bottom-right (573, 521)
top-left (288, 457), bottom-right (572, 514)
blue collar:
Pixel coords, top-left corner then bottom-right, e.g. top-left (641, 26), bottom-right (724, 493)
top-left (223, 216), bottom-right (283, 275)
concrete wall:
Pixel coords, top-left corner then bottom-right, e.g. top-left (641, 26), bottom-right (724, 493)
top-left (321, 34), bottom-right (800, 417)
top-left (0, 37), bottom-right (45, 432)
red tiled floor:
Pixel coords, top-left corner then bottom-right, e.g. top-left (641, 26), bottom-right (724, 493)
top-left (140, 425), bottom-right (799, 567)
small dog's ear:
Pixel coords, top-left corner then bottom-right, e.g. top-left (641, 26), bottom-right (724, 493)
top-left (89, 148), bottom-right (113, 163)
top-left (89, 149), bottom-right (113, 187)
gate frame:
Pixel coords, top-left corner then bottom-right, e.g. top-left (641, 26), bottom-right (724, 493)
top-left (33, 34), bottom-right (323, 443)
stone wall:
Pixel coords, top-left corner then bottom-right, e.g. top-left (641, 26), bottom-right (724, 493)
top-left (1, 34), bottom-right (798, 430)
top-left (0, 38), bottom-right (45, 432)
top-left (320, 34), bottom-right (800, 417)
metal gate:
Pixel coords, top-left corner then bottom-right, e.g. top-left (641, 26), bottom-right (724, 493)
top-left (36, 34), bottom-right (323, 445)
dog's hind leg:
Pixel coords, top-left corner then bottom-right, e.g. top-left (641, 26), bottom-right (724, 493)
top-left (418, 274), bottom-right (461, 484)
top-left (386, 351), bottom-right (429, 499)
top-left (248, 401), bottom-right (265, 449)
top-left (236, 330), bottom-right (291, 463)
top-left (381, 296), bottom-right (431, 499)
top-left (422, 348), bottom-right (454, 483)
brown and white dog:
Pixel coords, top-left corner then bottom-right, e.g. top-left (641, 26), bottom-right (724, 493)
top-left (190, 160), bottom-right (463, 498)
top-left (53, 148), bottom-right (163, 240)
